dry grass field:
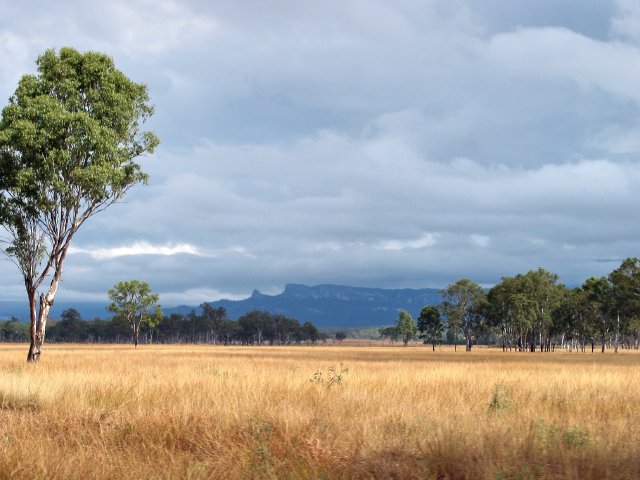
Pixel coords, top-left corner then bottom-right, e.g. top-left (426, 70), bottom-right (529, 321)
top-left (0, 343), bottom-right (638, 479)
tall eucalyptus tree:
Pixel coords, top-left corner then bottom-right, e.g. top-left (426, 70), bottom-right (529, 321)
top-left (0, 48), bottom-right (158, 361)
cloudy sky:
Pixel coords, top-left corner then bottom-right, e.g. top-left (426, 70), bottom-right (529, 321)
top-left (1, 0), bottom-right (640, 306)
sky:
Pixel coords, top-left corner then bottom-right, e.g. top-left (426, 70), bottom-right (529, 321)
top-left (1, 0), bottom-right (640, 306)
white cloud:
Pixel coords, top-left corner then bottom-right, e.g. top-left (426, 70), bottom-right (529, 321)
top-left (590, 124), bottom-right (640, 155)
top-left (69, 242), bottom-right (200, 260)
top-left (160, 288), bottom-right (248, 305)
top-left (470, 235), bottom-right (490, 247)
top-left (66, 0), bottom-right (219, 59)
top-left (611, 0), bottom-right (640, 41)
top-left (486, 26), bottom-right (640, 104)
top-left (375, 233), bottom-right (439, 251)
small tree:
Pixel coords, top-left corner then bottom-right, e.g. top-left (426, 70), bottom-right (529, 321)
top-left (302, 321), bottom-right (319, 344)
top-left (396, 310), bottom-right (416, 346)
top-left (441, 279), bottom-right (485, 352)
top-left (379, 326), bottom-right (399, 343)
top-left (335, 331), bottom-right (347, 343)
top-left (200, 303), bottom-right (227, 344)
top-left (582, 277), bottom-right (615, 353)
top-left (108, 280), bottom-right (162, 348)
top-left (57, 308), bottom-right (84, 342)
top-left (417, 305), bottom-right (444, 351)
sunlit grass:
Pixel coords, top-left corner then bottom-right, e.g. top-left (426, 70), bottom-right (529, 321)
top-left (0, 343), bottom-right (638, 479)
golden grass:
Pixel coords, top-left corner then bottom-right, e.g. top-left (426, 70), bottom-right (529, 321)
top-left (0, 343), bottom-right (638, 479)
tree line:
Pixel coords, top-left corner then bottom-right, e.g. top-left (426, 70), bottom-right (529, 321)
top-left (387, 258), bottom-right (640, 352)
top-left (3, 257), bottom-right (639, 352)
top-left (0, 305), bottom-right (324, 346)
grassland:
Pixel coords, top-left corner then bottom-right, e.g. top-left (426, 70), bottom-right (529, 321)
top-left (0, 343), bottom-right (638, 479)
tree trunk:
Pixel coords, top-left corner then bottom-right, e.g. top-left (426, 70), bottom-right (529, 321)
top-left (26, 288), bottom-right (39, 362)
top-left (133, 327), bottom-right (139, 348)
top-left (27, 295), bottom-right (55, 362)
top-left (615, 313), bottom-right (620, 354)
top-left (464, 325), bottom-right (472, 352)
top-left (27, 279), bottom-right (61, 362)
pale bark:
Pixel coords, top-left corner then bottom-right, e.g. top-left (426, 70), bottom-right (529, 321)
top-left (615, 313), bottom-right (620, 354)
top-left (26, 237), bottom-right (72, 363)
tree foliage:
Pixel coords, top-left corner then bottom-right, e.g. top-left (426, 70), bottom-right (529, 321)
top-left (417, 305), bottom-right (443, 351)
top-left (484, 269), bottom-right (563, 352)
top-left (440, 279), bottom-right (485, 351)
top-left (108, 280), bottom-right (162, 348)
top-left (396, 310), bottom-right (416, 346)
top-left (0, 47), bottom-right (158, 362)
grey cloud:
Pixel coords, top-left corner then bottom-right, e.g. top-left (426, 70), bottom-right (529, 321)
top-left (1, 0), bottom-right (640, 306)
top-left (70, 129), bottom-right (640, 301)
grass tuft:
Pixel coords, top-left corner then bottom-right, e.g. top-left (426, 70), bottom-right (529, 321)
top-left (488, 383), bottom-right (514, 414)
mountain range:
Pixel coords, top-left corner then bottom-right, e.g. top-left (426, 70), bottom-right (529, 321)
top-left (0, 284), bottom-right (443, 328)
top-left (167, 284), bottom-right (443, 328)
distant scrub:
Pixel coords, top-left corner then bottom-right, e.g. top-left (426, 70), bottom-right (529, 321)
top-left (0, 308), bottom-right (323, 346)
